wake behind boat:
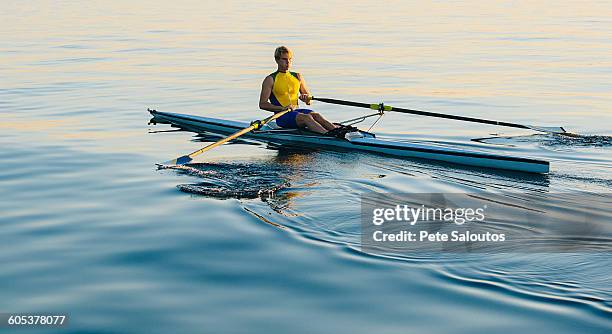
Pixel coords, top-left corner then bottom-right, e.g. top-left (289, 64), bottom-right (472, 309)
top-left (148, 110), bottom-right (550, 174)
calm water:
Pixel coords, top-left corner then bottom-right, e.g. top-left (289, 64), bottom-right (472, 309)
top-left (2, 1), bottom-right (611, 333)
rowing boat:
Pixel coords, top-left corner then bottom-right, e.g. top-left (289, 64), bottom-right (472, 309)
top-left (148, 110), bottom-right (550, 173)
top-left (149, 110), bottom-right (550, 173)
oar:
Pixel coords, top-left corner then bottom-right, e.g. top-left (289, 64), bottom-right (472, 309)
top-left (160, 108), bottom-right (293, 166)
top-left (310, 96), bottom-right (568, 135)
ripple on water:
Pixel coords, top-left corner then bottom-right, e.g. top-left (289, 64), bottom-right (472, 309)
top-left (161, 162), bottom-right (292, 199)
top-left (169, 157), bottom-right (611, 325)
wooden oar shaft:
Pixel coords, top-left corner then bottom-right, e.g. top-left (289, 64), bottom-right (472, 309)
top-left (187, 126), bottom-right (256, 158)
top-left (163, 108), bottom-right (293, 165)
top-left (312, 97), bottom-right (531, 130)
top-left (186, 108), bottom-right (292, 159)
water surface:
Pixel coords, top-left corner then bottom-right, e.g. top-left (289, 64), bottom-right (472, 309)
top-left (1, 1), bottom-right (611, 333)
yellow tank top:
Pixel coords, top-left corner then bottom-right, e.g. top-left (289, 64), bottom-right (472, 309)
top-left (269, 71), bottom-right (300, 107)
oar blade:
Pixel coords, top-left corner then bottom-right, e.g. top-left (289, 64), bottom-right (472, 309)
top-left (160, 155), bottom-right (193, 167)
top-left (175, 155), bottom-right (193, 165)
top-left (526, 125), bottom-right (567, 134)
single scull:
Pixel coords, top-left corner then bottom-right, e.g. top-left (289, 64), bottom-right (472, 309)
top-left (149, 109), bottom-right (550, 173)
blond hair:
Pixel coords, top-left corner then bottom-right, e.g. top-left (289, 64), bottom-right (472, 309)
top-left (274, 46), bottom-right (293, 60)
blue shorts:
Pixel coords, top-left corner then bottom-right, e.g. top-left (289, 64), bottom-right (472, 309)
top-left (275, 109), bottom-right (314, 129)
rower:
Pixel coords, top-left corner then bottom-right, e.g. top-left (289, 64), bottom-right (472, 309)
top-left (258, 46), bottom-right (340, 136)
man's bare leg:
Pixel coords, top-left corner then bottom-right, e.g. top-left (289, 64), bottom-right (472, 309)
top-left (296, 113), bottom-right (327, 134)
top-left (309, 112), bottom-right (338, 131)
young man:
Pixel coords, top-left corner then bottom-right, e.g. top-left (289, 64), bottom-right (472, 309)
top-left (258, 46), bottom-right (338, 134)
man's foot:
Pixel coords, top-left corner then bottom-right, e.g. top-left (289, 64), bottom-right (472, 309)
top-left (324, 127), bottom-right (343, 138)
top-left (324, 125), bottom-right (359, 139)
top-left (332, 123), bottom-right (359, 132)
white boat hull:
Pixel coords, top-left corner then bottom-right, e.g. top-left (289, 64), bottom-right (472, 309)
top-left (149, 110), bottom-right (550, 174)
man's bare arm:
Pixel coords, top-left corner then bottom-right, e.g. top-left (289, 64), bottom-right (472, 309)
top-left (297, 73), bottom-right (311, 105)
top-left (259, 76), bottom-right (289, 112)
